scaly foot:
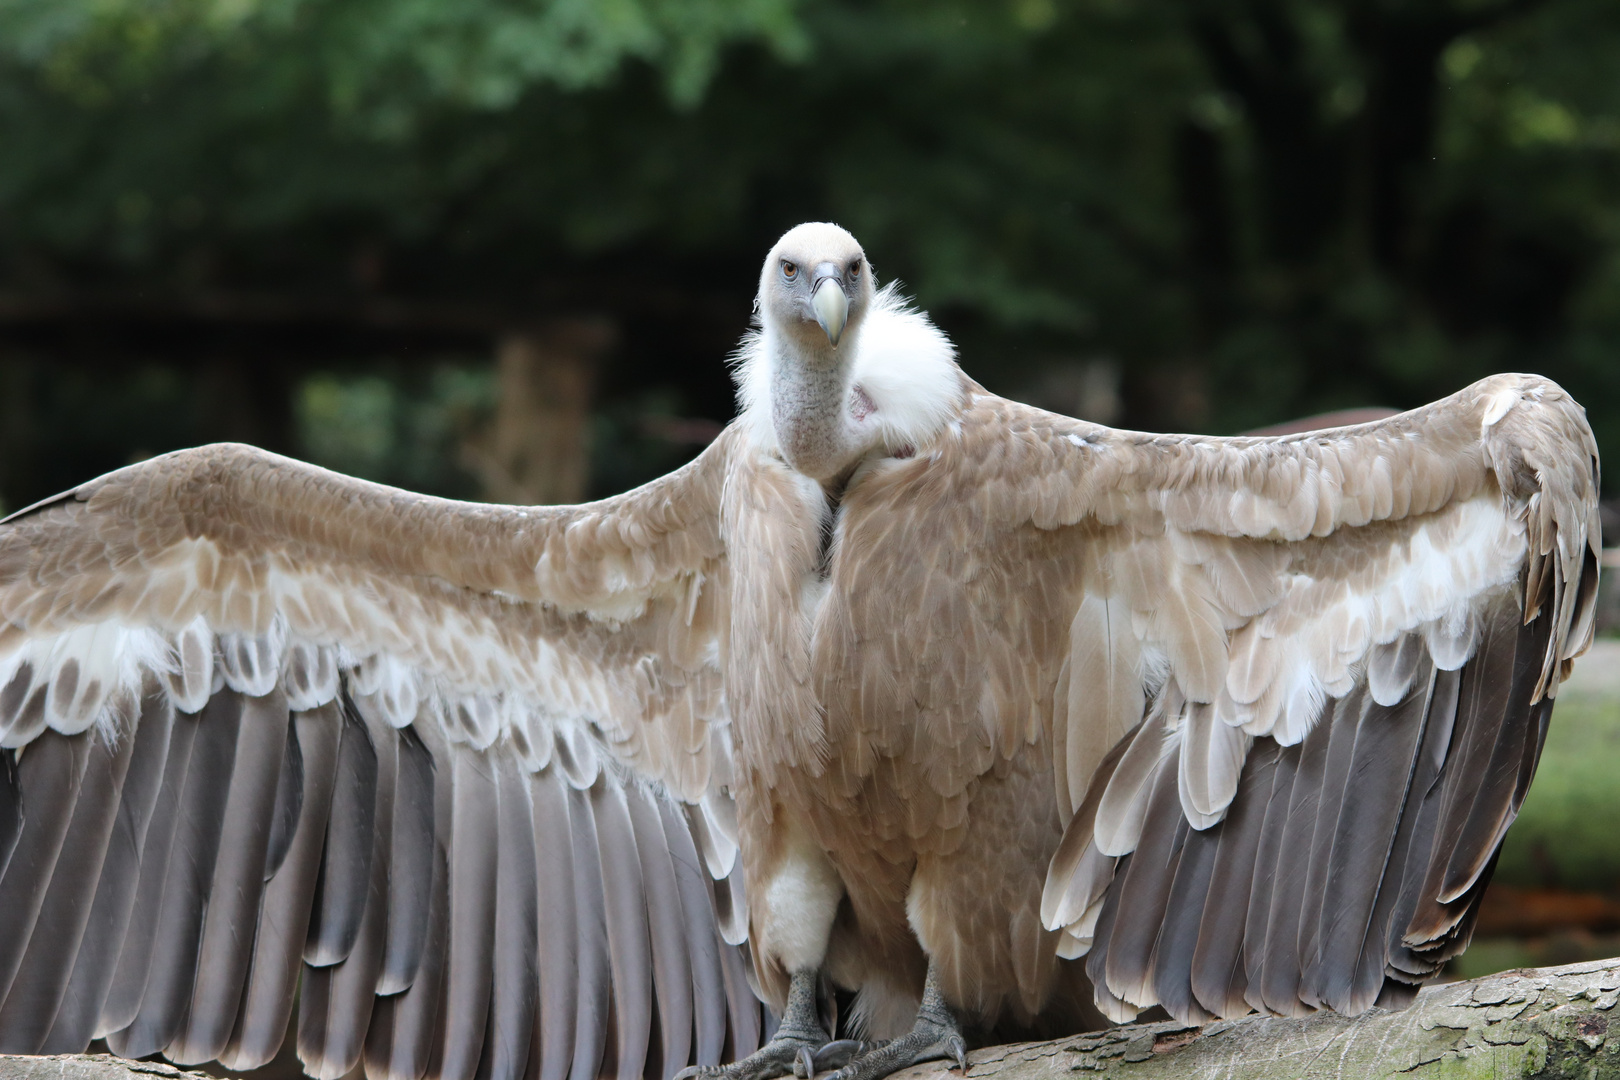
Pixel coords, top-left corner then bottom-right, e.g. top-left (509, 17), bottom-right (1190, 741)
top-left (822, 966), bottom-right (967, 1080)
top-left (793, 1039), bottom-right (876, 1078)
top-left (676, 968), bottom-right (853, 1080)
top-left (674, 1032), bottom-right (828, 1080)
top-left (821, 1022), bottom-right (964, 1080)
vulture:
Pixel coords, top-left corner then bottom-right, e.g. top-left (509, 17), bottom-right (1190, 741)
top-left (0, 222), bottom-right (1602, 1080)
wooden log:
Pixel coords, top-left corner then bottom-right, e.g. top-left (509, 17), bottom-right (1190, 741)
top-left (0, 1055), bottom-right (211, 1080)
top-left (8, 959), bottom-right (1620, 1079)
top-left (897, 958), bottom-right (1620, 1079)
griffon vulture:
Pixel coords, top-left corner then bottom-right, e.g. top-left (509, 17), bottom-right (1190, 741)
top-left (0, 223), bottom-right (1601, 1080)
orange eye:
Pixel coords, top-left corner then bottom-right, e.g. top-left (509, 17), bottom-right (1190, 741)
top-left (782, 261), bottom-right (798, 279)
top-left (849, 259), bottom-right (861, 277)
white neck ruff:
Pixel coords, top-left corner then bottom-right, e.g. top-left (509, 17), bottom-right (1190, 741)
top-left (732, 282), bottom-right (964, 463)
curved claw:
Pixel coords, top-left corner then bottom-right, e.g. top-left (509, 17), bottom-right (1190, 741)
top-left (821, 1016), bottom-right (962, 1080)
top-left (796, 1039), bottom-right (875, 1079)
top-left (812, 1039), bottom-right (871, 1074)
top-left (679, 1032), bottom-right (835, 1080)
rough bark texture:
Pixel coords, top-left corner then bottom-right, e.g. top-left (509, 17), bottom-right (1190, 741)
top-left (907, 958), bottom-right (1620, 1080)
top-left (0, 1057), bottom-right (211, 1080)
top-left (7, 959), bottom-right (1620, 1079)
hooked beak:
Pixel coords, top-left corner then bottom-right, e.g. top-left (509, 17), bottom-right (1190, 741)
top-left (811, 274), bottom-right (850, 347)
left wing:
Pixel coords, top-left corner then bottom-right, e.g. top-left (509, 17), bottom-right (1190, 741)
top-left (1014, 373), bottom-right (1602, 1022)
top-left (0, 437), bottom-right (763, 1080)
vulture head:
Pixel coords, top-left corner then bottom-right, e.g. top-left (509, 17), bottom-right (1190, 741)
top-left (756, 222), bottom-right (889, 481)
top-left (759, 221), bottom-right (873, 354)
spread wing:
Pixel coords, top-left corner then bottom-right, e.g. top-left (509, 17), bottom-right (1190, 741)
top-left (0, 434), bottom-right (765, 1079)
top-left (1017, 373), bottom-right (1602, 1023)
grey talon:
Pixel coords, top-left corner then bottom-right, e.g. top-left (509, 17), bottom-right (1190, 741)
top-left (683, 968), bottom-right (834, 1080)
top-left (815, 964), bottom-right (967, 1080)
top-left (810, 1039), bottom-right (869, 1073)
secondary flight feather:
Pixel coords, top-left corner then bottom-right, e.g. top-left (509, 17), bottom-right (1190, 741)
top-left (0, 222), bottom-right (1601, 1080)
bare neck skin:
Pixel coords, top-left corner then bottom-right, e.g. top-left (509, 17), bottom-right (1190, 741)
top-left (769, 329), bottom-right (863, 483)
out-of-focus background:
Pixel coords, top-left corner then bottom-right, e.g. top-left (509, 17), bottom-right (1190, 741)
top-left (1, 0), bottom-right (1618, 994)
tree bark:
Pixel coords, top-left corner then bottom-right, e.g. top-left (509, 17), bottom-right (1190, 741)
top-left (462, 319), bottom-right (615, 506)
top-left (0, 1056), bottom-right (213, 1079)
top-left (930, 957), bottom-right (1620, 1079)
top-left (8, 959), bottom-right (1620, 1079)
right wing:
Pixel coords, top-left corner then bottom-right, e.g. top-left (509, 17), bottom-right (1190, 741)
top-left (0, 433), bottom-right (763, 1080)
top-left (1017, 373), bottom-right (1601, 1022)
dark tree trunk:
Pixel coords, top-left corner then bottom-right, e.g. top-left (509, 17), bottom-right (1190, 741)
top-left (461, 318), bottom-right (615, 506)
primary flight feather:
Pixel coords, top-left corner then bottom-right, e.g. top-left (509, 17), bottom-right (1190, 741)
top-left (0, 222), bottom-right (1601, 1080)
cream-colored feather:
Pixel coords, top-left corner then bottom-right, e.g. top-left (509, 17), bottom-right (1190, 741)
top-left (1176, 701), bottom-right (1250, 827)
top-left (1059, 594), bottom-right (1144, 819)
top-left (1091, 705), bottom-right (1174, 857)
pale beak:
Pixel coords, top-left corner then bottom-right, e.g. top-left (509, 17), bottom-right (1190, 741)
top-left (812, 278), bottom-right (850, 346)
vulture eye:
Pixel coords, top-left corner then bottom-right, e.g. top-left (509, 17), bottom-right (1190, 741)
top-left (849, 260), bottom-right (861, 277)
top-left (782, 261), bottom-right (798, 280)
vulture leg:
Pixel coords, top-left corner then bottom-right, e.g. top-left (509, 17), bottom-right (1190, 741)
top-left (673, 969), bottom-right (834, 1080)
top-left (822, 965), bottom-right (965, 1080)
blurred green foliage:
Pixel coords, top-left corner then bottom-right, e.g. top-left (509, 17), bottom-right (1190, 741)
top-left (1497, 695), bottom-right (1620, 894)
top-left (1448, 931), bottom-right (1620, 981)
top-left (295, 363), bottom-right (494, 496)
top-left (1451, 693), bottom-right (1620, 980)
top-left (292, 367), bottom-right (709, 500)
top-left (0, 0), bottom-right (1618, 500)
